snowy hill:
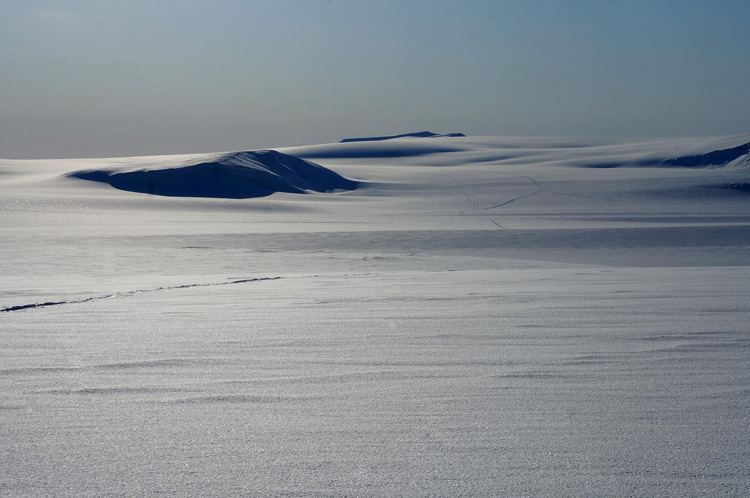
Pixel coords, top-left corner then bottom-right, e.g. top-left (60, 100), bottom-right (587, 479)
top-left (66, 149), bottom-right (357, 198)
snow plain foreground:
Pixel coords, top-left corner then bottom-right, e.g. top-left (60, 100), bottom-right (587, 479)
top-left (2, 135), bottom-right (750, 496)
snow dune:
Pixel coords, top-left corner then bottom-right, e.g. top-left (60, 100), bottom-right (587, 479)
top-left (66, 149), bottom-right (357, 198)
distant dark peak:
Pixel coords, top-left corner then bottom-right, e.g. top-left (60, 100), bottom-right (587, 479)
top-left (340, 131), bottom-right (466, 143)
top-left (663, 141), bottom-right (750, 167)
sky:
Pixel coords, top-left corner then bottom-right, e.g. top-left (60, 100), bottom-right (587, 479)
top-left (1, 0), bottom-right (749, 158)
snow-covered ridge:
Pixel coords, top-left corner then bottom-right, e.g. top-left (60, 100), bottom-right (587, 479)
top-left (582, 138), bottom-right (750, 169)
top-left (662, 140), bottom-right (750, 168)
top-left (280, 134), bottom-right (750, 169)
top-left (66, 149), bottom-right (358, 199)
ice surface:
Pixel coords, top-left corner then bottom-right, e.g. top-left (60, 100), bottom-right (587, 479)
top-left (2, 135), bottom-right (750, 496)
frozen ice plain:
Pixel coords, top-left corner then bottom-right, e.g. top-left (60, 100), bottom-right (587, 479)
top-left (2, 133), bottom-right (750, 496)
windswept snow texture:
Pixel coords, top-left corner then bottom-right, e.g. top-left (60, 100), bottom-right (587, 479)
top-left (68, 150), bottom-right (357, 198)
top-left (340, 130), bottom-right (466, 142)
top-left (3, 134), bottom-right (750, 496)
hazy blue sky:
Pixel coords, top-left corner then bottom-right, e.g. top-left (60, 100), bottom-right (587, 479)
top-left (2, 0), bottom-right (749, 158)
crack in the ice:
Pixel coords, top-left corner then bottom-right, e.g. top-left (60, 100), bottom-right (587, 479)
top-left (480, 171), bottom-right (613, 204)
top-left (487, 218), bottom-right (507, 229)
top-left (445, 169), bottom-right (614, 230)
top-left (0, 277), bottom-right (281, 313)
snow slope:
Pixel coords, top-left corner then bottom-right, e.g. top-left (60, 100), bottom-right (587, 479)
top-left (2, 134), bottom-right (750, 496)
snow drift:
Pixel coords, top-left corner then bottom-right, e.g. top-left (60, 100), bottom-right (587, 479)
top-left (67, 150), bottom-right (357, 199)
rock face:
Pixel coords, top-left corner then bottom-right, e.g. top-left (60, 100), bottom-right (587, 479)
top-left (340, 131), bottom-right (466, 143)
top-left (68, 150), bottom-right (358, 199)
